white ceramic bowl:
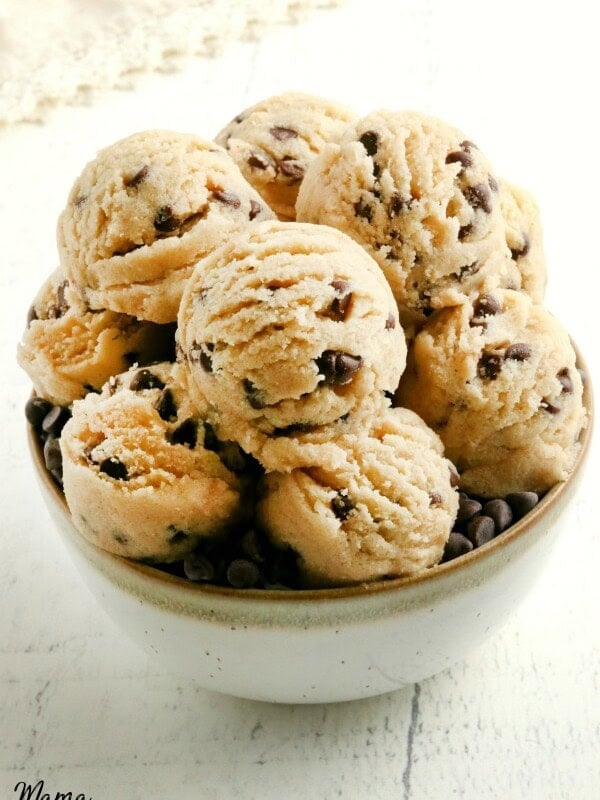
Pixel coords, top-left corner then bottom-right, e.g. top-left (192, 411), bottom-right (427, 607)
top-left (29, 374), bottom-right (592, 704)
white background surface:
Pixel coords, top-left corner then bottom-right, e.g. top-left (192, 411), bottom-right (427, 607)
top-left (1, 1), bottom-right (599, 798)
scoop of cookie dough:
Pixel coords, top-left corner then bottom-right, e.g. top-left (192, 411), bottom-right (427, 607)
top-left (297, 110), bottom-right (523, 321)
top-left (215, 92), bottom-right (356, 220)
top-left (178, 220), bottom-right (406, 463)
top-left (57, 130), bottom-right (275, 323)
top-left (256, 406), bottom-right (458, 586)
top-left (17, 269), bottom-right (174, 406)
top-left (396, 289), bottom-right (586, 496)
top-left (499, 179), bottom-right (546, 303)
top-left (61, 362), bottom-right (251, 561)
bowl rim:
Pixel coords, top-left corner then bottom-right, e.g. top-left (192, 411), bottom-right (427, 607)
top-left (29, 349), bottom-right (593, 603)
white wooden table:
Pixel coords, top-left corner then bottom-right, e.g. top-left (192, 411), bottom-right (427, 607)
top-left (1, 1), bottom-right (598, 798)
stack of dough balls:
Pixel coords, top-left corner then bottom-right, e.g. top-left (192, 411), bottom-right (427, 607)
top-left (18, 92), bottom-right (587, 588)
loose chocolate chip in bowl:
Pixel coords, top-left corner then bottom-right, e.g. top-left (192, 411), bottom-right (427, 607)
top-left (463, 183), bottom-right (493, 214)
top-left (316, 350), bottom-right (362, 385)
top-left (25, 397), bottom-right (53, 429)
top-left (42, 405), bottom-right (71, 437)
top-left (129, 369), bottom-right (165, 392)
top-left (359, 130), bottom-right (379, 156)
top-left (43, 436), bottom-right (63, 478)
top-left (169, 418), bottom-right (198, 448)
top-left (227, 559), bottom-right (260, 589)
top-left (506, 491), bottom-right (539, 520)
top-left (154, 205), bottom-right (179, 233)
top-left (331, 491), bottom-right (354, 520)
top-left (467, 515), bottom-right (495, 547)
top-left (477, 352), bottom-right (503, 381)
top-left (270, 126), bottom-right (298, 141)
top-left (243, 379), bottom-right (267, 410)
top-left (211, 190), bottom-right (241, 209)
top-left (99, 457), bottom-right (128, 481)
top-left (184, 552), bottom-right (215, 582)
top-left (456, 494), bottom-right (482, 524)
top-left (442, 532), bottom-right (473, 562)
top-left (482, 499), bottom-right (513, 534)
top-left (505, 342), bottom-right (532, 361)
top-left (124, 164), bottom-right (149, 188)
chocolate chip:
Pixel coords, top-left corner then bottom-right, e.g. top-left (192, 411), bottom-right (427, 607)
top-left (467, 515), bottom-right (495, 547)
top-left (442, 532), bottom-right (473, 562)
top-left (184, 553), bottom-right (215, 582)
top-left (460, 140), bottom-right (478, 151)
top-left (154, 205), bottom-right (179, 232)
top-left (458, 262), bottom-right (480, 279)
top-left (385, 312), bottom-right (396, 330)
top-left (478, 352), bottom-right (503, 380)
top-left (510, 233), bottom-right (531, 260)
top-left (25, 397), bottom-right (53, 429)
top-left (331, 491), bottom-right (354, 520)
top-left (353, 198), bottom-right (373, 222)
top-left (41, 405), bottom-right (71, 437)
top-left (446, 150), bottom-right (473, 170)
top-left (202, 421), bottom-right (219, 452)
top-left (429, 492), bottom-right (443, 507)
top-left (488, 175), bottom-right (499, 193)
top-left (505, 342), bottom-right (532, 361)
top-left (473, 294), bottom-right (501, 318)
top-left (248, 152), bottom-right (270, 170)
top-left (169, 530), bottom-right (189, 545)
top-left (464, 183), bottom-right (493, 213)
top-left (456, 495), bottom-right (483, 524)
top-left (540, 398), bottom-right (561, 414)
top-left (506, 491), bottom-right (539, 519)
top-left (458, 224), bottom-right (472, 241)
top-left (113, 533), bottom-right (128, 545)
top-left (199, 348), bottom-right (213, 373)
top-left (329, 279), bottom-right (352, 320)
top-left (243, 378), bottom-right (267, 409)
top-left (129, 369), bottom-right (165, 391)
top-left (227, 559), bottom-right (260, 588)
top-left (270, 126), bottom-right (298, 141)
top-left (316, 350), bottom-right (362, 385)
top-left (155, 389), bottom-right (177, 421)
top-left (482, 499), bottom-right (513, 533)
top-left (124, 164), bottom-right (149, 188)
top-left (55, 281), bottom-right (69, 315)
top-left (43, 436), bottom-right (62, 475)
top-left (99, 457), bottom-right (128, 481)
top-left (249, 200), bottom-right (262, 220)
top-left (26, 305), bottom-right (38, 326)
top-left (212, 190), bottom-right (241, 208)
top-left (389, 193), bottom-right (407, 216)
top-left (557, 368), bottom-right (573, 394)
top-left (169, 418), bottom-right (198, 448)
top-left (449, 464), bottom-right (460, 487)
top-left (279, 158), bottom-right (304, 180)
top-left (359, 130), bottom-right (379, 156)
top-left (241, 529), bottom-right (265, 563)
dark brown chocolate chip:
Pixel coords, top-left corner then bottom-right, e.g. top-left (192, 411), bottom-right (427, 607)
top-left (510, 233), bottom-right (531, 260)
top-left (429, 492), bottom-right (443, 507)
top-left (505, 342), bottom-right (532, 361)
top-left (353, 198), bottom-right (373, 222)
top-left (155, 389), bottom-right (177, 421)
top-left (26, 305), bottom-right (39, 326)
top-left (184, 553), bottom-right (215, 582)
top-left (478, 352), bottom-right (503, 380)
top-left (558, 368), bottom-right (573, 394)
top-left (270, 126), bottom-right (298, 141)
top-left (212, 190), bottom-right (241, 208)
top-left (227, 559), bottom-right (260, 588)
top-left (279, 158), bottom-right (304, 180)
top-left (540, 398), bottom-right (561, 414)
top-left (202, 422), bottom-right (219, 452)
top-left (43, 436), bottom-right (63, 475)
top-left (243, 378), bottom-right (267, 410)
top-left (316, 350), bottom-right (362, 385)
top-left (169, 530), bottom-right (189, 545)
top-left (467, 515), bottom-right (495, 547)
top-left (463, 183), bottom-right (493, 213)
top-left (331, 491), bottom-right (354, 520)
top-left (129, 369), bottom-right (165, 391)
top-left (124, 164), bottom-right (149, 188)
top-left (449, 464), bottom-right (460, 487)
top-left (113, 533), bottom-right (128, 545)
top-left (249, 200), bottom-right (262, 220)
top-left (488, 175), bottom-right (499, 193)
top-left (154, 205), bottom-right (179, 232)
top-left (272, 422), bottom-right (316, 437)
top-left (506, 491), bottom-right (539, 519)
top-left (446, 150), bottom-right (473, 170)
top-left (373, 163), bottom-right (381, 179)
top-left (389, 193), bottom-right (407, 216)
top-left (385, 312), bottom-right (396, 330)
top-left (359, 130), bottom-right (379, 156)
top-left (169, 418), bottom-right (198, 448)
top-left (199, 348), bottom-right (213, 373)
top-left (248, 152), bottom-right (270, 170)
top-left (25, 397), bottom-right (53, 429)
top-left (442, 532), bottom-right (473, 562)
top-left (482, 499), bottom-right (513, 533)
top-left (41, 405), bottom-right (71, 437)
top-left (460, 140), bottom-right (478, 151)
top-left (473, 294), bottom-right (501, 318)
top-left (456, 495), bottom-right (483, 524)
top-left (241, 529), bottom-right (265, 563)
top-left (458, 224), bottom-right (472, 241)
top-left (99, 457), bottom-right (128, 481)
top-left (458, 262), bottom-right (480, 280)
top-left (329, 279), bottom-right (352, 320)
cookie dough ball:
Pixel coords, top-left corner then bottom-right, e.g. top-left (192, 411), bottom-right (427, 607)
top-left (178, 221), bottom-right (406, 462)
top-left (61, 362), bottom-right (250, 561)
top-left (215, 92), bottom-right (356, 220)
top-left (297, 110), bottom-right (522, 320)
top-left (499, 179), bottom-right (546, 303)
top-left (257, 406), bottom-right (459, 586)
top-left (397, 290), bottom-right (586, 496)
top-left (57, 130), bottom-right (275, 323)
top-left (17, 269), bottom-right (174, 406)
